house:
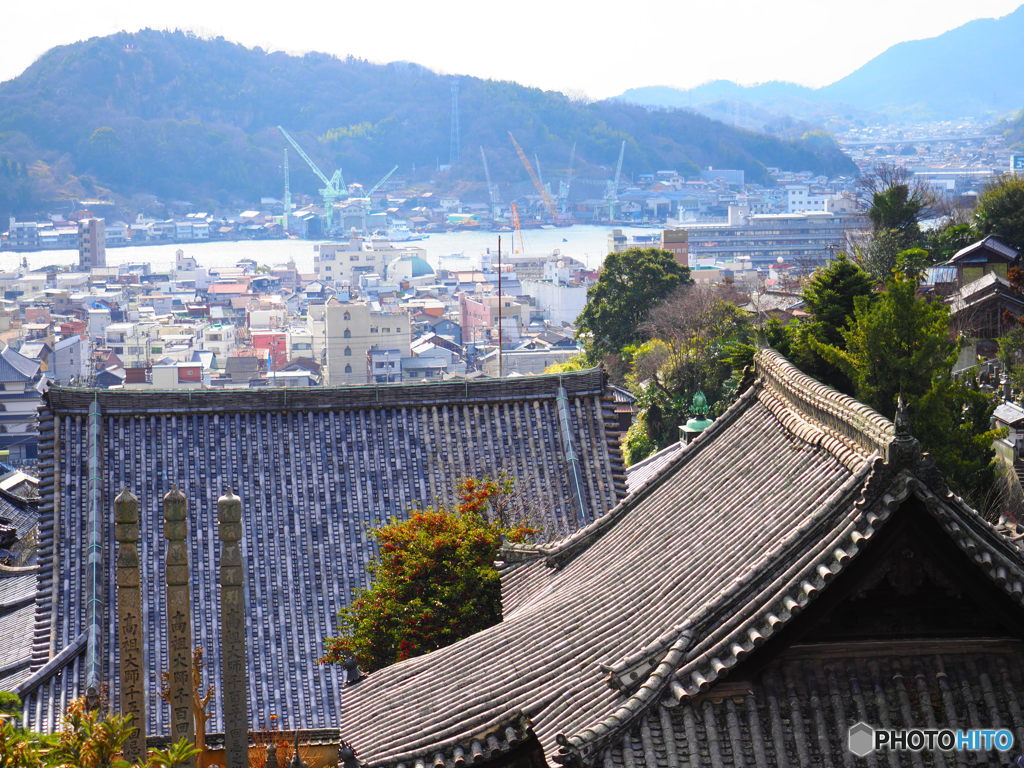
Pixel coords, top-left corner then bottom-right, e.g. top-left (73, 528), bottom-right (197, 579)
top-left (0, 345), bottom-right (45, 463)
top-left (339, 349), bottom-right (1024, 767)
top-left (946, 271), bottom-right (1024, 340)
top-left (17, 370), bottom-right (626, 733)
top-left (945, 235), bottom-right (1020, 288)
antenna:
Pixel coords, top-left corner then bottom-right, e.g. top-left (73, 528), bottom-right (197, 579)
top-left (283, 148), bottom-right (292, 234)
top-left (449, 78), bottom-right (461, 165)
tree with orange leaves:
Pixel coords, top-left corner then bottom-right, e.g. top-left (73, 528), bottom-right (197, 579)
top-left (320, 475), bottom-right (537, 673)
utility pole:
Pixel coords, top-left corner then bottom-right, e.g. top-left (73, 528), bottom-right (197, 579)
top-left (497, 236), bottom-right (503, 379)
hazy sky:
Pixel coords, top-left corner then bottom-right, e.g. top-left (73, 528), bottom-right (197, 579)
top-left (3, 1), bottom-right (1022, 98)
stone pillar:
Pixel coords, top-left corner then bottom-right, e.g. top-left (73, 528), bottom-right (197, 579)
top-left (219, 489), bottom-right (248, 768)
top-left (163, 484), bottom-right (195, 762)
top-left (115, 487), bottom-right (146, 763)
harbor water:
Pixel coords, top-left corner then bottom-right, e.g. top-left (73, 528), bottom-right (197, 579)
top-left (0, 225), bottom-right (658, 274)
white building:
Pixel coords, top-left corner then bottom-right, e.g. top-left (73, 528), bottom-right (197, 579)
top-left (324, 298), bottom-right (410, 385)
top-left (313, 234), bottom-right (427, 286)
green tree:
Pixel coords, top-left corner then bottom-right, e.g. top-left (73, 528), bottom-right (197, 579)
top-left (800, 255), bottom-right (875, 347)
top-left (928, 221), bottom-right (978, 262)
top-left (0, 697), bottom-right (198, 768)
top-left (576, 248), bottom-right (692, 359)
top-left (621, 288), bottom-right (753, 463)
top-left (816, 277), bottom-right (1001, 503)
top-left (975, 173), bottom-right (1024, 251)
top-left (998, 326), bottom-right (1024, 393)
top-left (855, 228), bottom-right (920, 283)
top-left (777, 255), bottom-right (876, 390)
top-left (0, 692), bottom-right (19, 717)
top-left (320, 476), bottom-right (537, 672)
top-left (867, 184), bottom-right (926, 236)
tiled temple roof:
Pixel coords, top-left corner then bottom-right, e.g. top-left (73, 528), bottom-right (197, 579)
top-left (338, 349), bottom-right (1024, 768)
top-left (25, 370), bottom-right (625, 734)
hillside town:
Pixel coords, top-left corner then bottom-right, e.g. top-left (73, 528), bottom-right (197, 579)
top-left (8, 6), bottom-right (1024, 768)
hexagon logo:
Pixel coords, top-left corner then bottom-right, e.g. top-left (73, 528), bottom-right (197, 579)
top-left (848, 722), bottom-right (875, 757)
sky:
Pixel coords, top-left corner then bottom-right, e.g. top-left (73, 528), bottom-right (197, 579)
top-left (2, 1), bottom-right (1022, 99)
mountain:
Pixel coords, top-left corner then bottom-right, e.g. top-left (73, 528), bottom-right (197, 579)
top-left (618, 82), bottom-right (873, 133)
top-left (619, 5), bottom-right (1024, 122)
top-left (820, 5), bottom-right (1024, 118)
top-left (0, 30), bottom-right (855, 218)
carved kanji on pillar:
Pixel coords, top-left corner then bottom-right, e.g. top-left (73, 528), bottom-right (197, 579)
top-left (164, 484), bottom-right (195, 765)
top-left (219, 488), bottom-right (248, 768)
top-left (114, 487), bottom-right (146, 763)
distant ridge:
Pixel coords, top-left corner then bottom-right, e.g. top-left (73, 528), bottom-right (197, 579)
top-left (0, 30), bottom-right (855, 217)
top-left (619, 5), bottom-right (1024, 122)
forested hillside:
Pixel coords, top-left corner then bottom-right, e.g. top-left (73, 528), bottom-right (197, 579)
top-left (0, 30), bottom-right (854, 216)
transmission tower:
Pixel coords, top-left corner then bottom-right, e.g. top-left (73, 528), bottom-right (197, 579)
top-left (450, 78), bottom-right (461, 165)
top-left (282, 148), bottom-right (292, 234)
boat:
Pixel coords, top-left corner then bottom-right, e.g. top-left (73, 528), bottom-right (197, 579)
top-left (387, 223), bottom-right (429, 242)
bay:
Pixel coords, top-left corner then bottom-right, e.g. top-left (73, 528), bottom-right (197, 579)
top-left (0, 225), bottom-right (659, 274)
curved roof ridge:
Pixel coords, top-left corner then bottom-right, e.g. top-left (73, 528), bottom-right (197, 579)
top-left (551, 458), bottom-right (878, 765)
top-left (755, 348), bottom-right (895, 460)
top-left (499, 384), bottom-right (761, 572)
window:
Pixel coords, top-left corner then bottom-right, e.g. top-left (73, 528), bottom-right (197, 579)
top-left (343, 329), bottom-right (351, 338)
top-left (370, 327), bottom-right (378, 333)
top-left (344, 347), bottom-right (352, 357)
top-left (344, 364), bottom-right (352, 374)
top-left (382, 327), bottom-right (390, 333)
top-left (343, 312), bottom-right (350, 321)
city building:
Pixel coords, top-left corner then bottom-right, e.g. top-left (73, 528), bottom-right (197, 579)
top-left (77, 218), bottom-right (106, 269)
top-left (680, 210), bottom-right (865, 269)
top-left (324, 298), bottom-right (410, 385)
top-left (0, 345), bottom-right (45, 463)
top-left (660, 228), bottom-right (689, 267)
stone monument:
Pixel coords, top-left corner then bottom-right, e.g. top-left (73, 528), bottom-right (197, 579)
top-left (163, 484), bottom-right (195, 764)
top-left (114, 487), bottom-right (146, 763)
top-left (219, 488), bottom-right (248, 768)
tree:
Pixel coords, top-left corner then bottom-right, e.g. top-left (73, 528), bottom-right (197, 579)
top-left (320, 476), bottom-right (537, 672)
top-left (575, 248), bottom-right (691, 359)
top-left (0, 692), bottom-right (19, 717)
top-left (859, 162), bottom-right (934, 235)
top-left (800, 255), bottom-right (875, 347)
top-left (815, 276), bottom-right (1001, 504)
top-left (778, 255), bottom-right (875, 390)
top-left (0, 697), bottom-right (198, 768)
top-left (928, 221), bottom-right (978, 263)
top-left (855, 228), bottom-right (920, 283)
top-left (620, 286), bottom-right (753, 464)
top-left (975, 173), bottom-right (1024, 251)
top-left (855, 163), bottom-right (933, 281)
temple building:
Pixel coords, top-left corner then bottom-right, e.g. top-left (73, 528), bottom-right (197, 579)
top-left (15, 371), bottom-right (625, 733)
top-left (338, 350), bottom-right (1024, 767)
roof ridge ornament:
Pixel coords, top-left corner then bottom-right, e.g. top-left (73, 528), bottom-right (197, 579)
top-left (888, 393), bottom-right (921, 467)
top-left (895, 394), bottom-right (911, 438)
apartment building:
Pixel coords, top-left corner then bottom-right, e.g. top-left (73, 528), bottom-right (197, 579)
top-left (324, 298), bottom-right (410, 385)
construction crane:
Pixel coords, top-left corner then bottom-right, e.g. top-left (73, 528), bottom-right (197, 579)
top-left (278, 125), bottom-right (347, 233)
top-left (508, 132), bottom-right (558, 219)
top-left (605, 140), bottom-right (626, 221)
top-left (356, 162), bottom-right (395, 210)
top-left (480, 147), bottom-right (500, 220)
top-left (510, 203), bottom-right (527, 255)
top-left (558, 143), bottom-right (576, 217)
